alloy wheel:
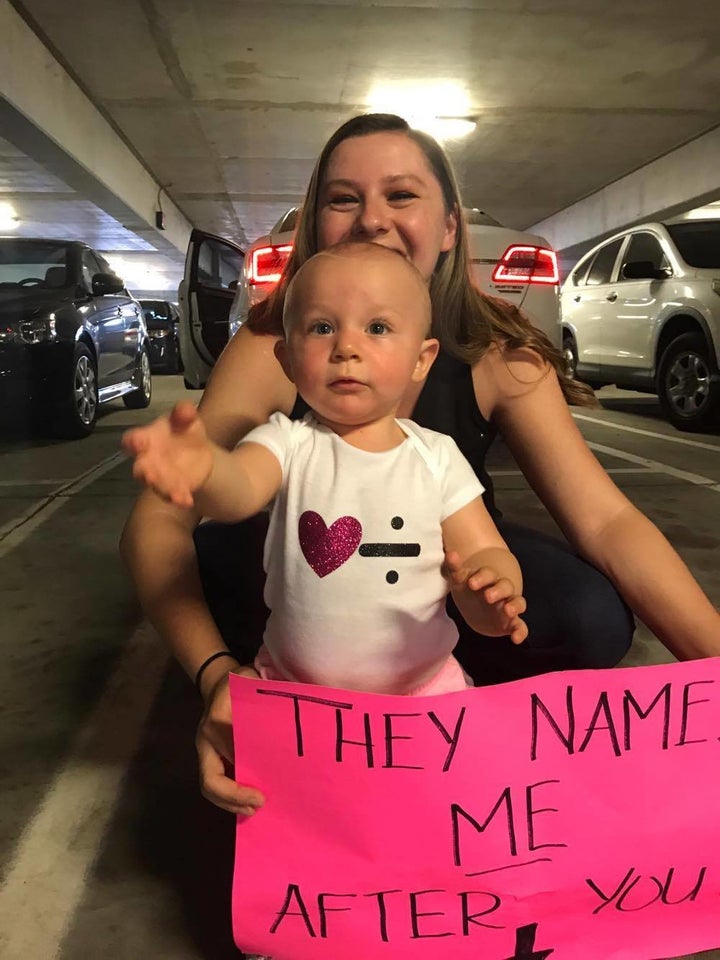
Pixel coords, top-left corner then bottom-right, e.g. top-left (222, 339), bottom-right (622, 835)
top-left (74, 354), bottom-right (98, 425)
top-left (665, 349), bottom-right (710, 417)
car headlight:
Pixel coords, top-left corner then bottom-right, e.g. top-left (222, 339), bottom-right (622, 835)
top-left (148, 329), bottom-right (169, 339)
top-left (18, 315), bottom-right (57, 344)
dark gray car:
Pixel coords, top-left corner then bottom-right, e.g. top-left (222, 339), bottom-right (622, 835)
top-left (0, 238), bottom-right (152, 438)
top-left (139, 299), bottom-right (182, 374)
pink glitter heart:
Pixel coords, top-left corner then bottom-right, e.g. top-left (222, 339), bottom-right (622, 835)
top-left (298, 510), bottom-right (362, 578)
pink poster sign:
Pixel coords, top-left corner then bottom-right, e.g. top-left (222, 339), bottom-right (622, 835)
top-left (230, 659), bottom-right (720, 959)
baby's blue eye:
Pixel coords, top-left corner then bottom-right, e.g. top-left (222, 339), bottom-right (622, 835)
top-left (368, 321), bottom-right (388, 335)
top-left (311, 321), bottom-right (333, 335)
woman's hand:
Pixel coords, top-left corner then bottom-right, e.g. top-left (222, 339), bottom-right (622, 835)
top-left (444, 549), bottom-right (528, 645)
top-left (197, 663), bottom-right (267, 816)
top-left (122, 401), bottom-right (215, 509)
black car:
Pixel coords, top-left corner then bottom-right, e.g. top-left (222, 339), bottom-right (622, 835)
top-left (0, 238), bottom-right (152, 438)
top-left (139, 299), bottom-right (182, 374)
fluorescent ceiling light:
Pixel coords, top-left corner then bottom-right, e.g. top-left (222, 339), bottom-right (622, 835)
top-left (0, 202), bottom-right (19, 230)
top-left (367, 82), bottom-right (476, 140)
top-left (417, 117), bottom-right (477, 140)
top-left (682, 201), bottom-right (720, 220)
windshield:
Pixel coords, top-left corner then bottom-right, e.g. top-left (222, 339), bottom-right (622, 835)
top-left (665, 221), bottom-right (720, 269)
top-left (0, 240), bottom-right (71, 288)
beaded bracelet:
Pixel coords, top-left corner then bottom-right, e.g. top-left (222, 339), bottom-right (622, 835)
top-left (194, 650), bottom-right (238, 694)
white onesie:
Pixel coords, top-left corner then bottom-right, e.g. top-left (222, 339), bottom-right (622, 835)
top-left (241, 412), bottom-right (484, 693)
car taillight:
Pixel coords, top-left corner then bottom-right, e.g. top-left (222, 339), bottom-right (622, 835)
top-left (249, 243), bottom-right (294, 285)
top-left (492, 245), bottom-right (559, 285)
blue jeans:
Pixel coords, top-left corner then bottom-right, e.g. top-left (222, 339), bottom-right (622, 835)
top-left (193, 515), bottom-right (633, 686)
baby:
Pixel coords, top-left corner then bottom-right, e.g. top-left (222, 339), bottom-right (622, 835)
top-left (123, 242), bottom-right (527, 699)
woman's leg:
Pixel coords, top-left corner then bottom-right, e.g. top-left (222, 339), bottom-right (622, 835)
top-left (449, 520), bottom-right (635, 685)
top-left (193, 515), bottom-right (270, 664)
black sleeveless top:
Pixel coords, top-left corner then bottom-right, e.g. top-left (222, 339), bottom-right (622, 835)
top-left (290, 348), bottom-right (500, 519)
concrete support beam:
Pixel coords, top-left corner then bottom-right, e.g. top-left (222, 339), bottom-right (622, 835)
top-left (530, 125), bottom-right (720, 265)
top-left (0, 0), bottom-right (191, 259)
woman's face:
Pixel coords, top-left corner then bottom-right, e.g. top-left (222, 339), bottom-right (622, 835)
top-left (316, 132), bottom-right (457, 282)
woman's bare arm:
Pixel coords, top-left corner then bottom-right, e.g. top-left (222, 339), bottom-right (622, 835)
top-left (472, 345), bottom-right (720, 660)
top-left (119, 327), bottom-right (296, 686)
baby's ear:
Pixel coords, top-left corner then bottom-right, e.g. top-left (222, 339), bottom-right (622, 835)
top-left (274, 338), bottom-right (295, 383)
top-left (412, 337), bottom-right (440, 383)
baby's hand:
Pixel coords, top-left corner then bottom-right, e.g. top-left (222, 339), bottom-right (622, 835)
top-left (121, 401), bottom-right (214, 508)
top-left (444, 550), bottom-right (528, 645)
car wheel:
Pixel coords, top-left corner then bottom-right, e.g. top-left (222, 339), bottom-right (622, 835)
top-left (123, 347), bottom-right (152, 409)
top-left (562, 335), bottom-right (578, 378)
top-left (52, 343), bottom-right (98, 439)
top-left (657, 332), bottom-right (720, 431)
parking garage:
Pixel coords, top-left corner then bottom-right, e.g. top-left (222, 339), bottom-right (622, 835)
top-left (1, 2), bottom-right (720, 958)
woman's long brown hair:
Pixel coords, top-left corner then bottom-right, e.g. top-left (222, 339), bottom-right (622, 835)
top-left (247, 113), bottom-right (596, 408)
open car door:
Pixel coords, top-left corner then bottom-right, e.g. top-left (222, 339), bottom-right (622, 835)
top-left (178, 229), bottom-right (244, 389)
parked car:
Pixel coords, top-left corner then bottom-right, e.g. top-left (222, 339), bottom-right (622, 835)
top-left (0, 238), bottom-right (152, 438)
top-left (139, 299), bottom-right (182, 374)
top-left (178, 208), bottom-right (561, 388)
top-left (178, 230), bottom-right (245, 389)
top-left (561, 218), bottom-right (720, 431)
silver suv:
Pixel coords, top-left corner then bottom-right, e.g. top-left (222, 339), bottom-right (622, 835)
top-left (561, 219), bottom-right (720, 431)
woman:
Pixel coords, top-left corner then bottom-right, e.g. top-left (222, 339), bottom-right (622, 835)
top-left (120, 114), bottom-right (720, 815)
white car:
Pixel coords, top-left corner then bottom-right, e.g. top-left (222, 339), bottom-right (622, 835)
top-left (179, 208), bottom-right (561, 388)
top-left (561, 218), bottom-right (720, 431)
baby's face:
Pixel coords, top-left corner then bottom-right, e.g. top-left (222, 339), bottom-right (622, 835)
top-left (280, 250), bottom-right (436, 428)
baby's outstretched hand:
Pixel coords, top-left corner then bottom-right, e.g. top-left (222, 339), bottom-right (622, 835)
top-left (444, 549), bottom-right (528, 645)
top-left (121, 401), bottom-right (214, 508)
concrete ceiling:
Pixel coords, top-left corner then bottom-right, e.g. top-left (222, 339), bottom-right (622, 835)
top-left (3, 0), bottom-right (720, 293)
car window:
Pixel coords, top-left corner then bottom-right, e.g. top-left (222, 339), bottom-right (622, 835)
top-left (572, 256), bottom-right (593, 286)
top-left (0, 240), bottom-right (68, 284)
top-left (196, 237), bottom-right (243, 291)
top-left (81, 250), bottom-right (103, 292)
top-left (665, 221), bottom-right (720, 268)
top-left (621, 233), bottom-right (670, 277)
top-left (585, 238), bottom-right (623, 286)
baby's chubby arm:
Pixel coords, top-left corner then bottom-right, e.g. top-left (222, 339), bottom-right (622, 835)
top-left (441, 497), bottom-right (528, 645)
top-left (122, 400), bottom-right (282, 521)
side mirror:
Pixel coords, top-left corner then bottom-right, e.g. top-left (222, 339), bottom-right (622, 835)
top-left (621, 260), bottom-right (669, 281)
top-left (92, 272), bottom-right (124, 296)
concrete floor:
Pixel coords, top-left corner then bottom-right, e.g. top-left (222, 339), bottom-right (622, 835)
top-left (1, 378), bottom-right (719, 959)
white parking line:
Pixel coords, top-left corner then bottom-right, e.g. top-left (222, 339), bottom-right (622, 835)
top-left (0, 452), bottom-right (125, 557)
top-left (586, 441), bottom-right (720, 491)
top-left (573, 413), bottom-right (720, 452)
top-left (0, 622), bottom-right (170, 960)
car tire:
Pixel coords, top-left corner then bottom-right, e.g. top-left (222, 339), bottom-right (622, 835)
top-left (52, 343), bottom-right (99, 439)
top-left (123, 347), bottom-right (152, 409)
top-left (657, 332), bottom-right (720, 432)
top-left (562, 334), bottom-right (578, 379)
